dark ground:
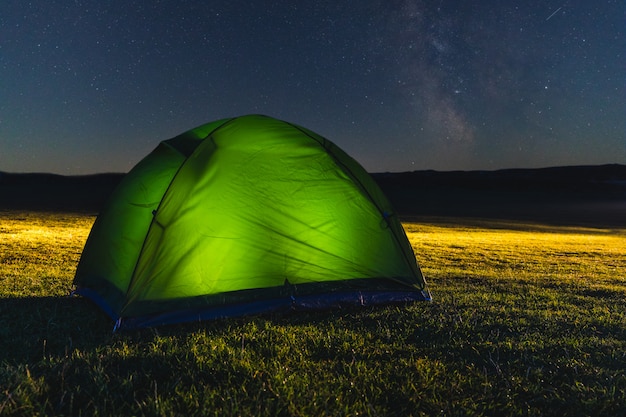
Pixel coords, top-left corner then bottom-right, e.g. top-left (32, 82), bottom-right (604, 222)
top-left (1, 164), bottom-right (625, 228)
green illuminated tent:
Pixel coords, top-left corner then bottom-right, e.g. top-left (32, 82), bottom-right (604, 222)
top-left (73, 115), bottom-right (429, 330)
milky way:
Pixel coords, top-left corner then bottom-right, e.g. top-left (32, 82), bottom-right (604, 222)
top-left (1, 0), bottom-right (624, 174)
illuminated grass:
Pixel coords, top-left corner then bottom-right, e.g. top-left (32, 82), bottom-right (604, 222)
top-left (0, 212), bottom-right (93, 297)
top-left (1, 211), bottom-right (625, 416)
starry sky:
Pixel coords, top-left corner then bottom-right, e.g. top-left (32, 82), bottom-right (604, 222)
top-left (1, 0), bottom-right (624, 174)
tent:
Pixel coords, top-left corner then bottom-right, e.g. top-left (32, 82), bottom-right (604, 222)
top-left (73, 115), bottom-right (430, 330)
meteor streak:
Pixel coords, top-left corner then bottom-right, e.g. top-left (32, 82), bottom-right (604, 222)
top-left (546, 6), bottom-right (562, 21)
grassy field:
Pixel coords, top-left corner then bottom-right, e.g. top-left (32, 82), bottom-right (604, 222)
top-left (1, 211), bottom-right (625, 416)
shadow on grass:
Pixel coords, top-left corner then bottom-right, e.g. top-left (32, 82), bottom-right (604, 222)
top-left (0, 293), bottom-right (436, 363)
top-left (0, 296), bottom-right (112, 364)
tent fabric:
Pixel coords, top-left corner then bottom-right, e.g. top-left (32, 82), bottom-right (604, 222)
top-left (73, 115), bottom-right (430, 330)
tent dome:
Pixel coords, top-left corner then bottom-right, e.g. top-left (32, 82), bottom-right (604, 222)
top-left (73, 115), bottom-right (429, 329)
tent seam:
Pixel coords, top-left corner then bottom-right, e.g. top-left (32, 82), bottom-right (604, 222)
top-left (120, 116), bottom-right (243, 317)
top-left (285, 121), bottom-right (426, 287)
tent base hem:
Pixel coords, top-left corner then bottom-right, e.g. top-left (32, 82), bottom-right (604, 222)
top-left (117, 290), bottom-right (431, 331)
top-left (72, 289), bottom-right (431, 331)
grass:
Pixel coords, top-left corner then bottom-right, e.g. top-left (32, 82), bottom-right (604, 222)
top-left (1, 211), bottom-right (625, 416)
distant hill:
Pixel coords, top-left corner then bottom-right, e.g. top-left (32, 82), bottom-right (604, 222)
top-left (1, 164), bottom-right (625, 226)
top-left (0, 172), bottom-right (123, 212)
top-left (372, 164), bottom-right (626, 196)
top-left (372, 164), bottom-right (626, 227)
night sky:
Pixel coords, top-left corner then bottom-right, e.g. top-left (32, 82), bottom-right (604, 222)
top-left (1, 0), bottom-right (624, 174)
